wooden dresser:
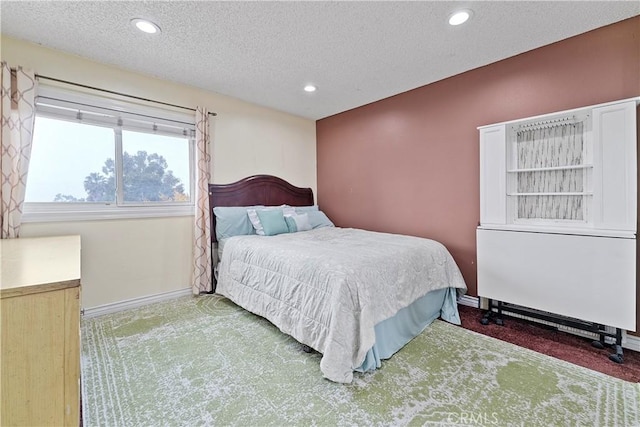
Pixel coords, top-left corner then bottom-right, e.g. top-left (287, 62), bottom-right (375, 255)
top-left (1, 235), bottom-right (81, 426)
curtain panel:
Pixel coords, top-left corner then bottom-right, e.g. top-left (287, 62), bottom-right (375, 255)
top-left (192, 107), bottom-right (212, 294)
top-left (0, 63), bottom-right (37, 239)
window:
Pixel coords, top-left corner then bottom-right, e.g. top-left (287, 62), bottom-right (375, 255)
top-left (23, 86), bottom-right (195, 221)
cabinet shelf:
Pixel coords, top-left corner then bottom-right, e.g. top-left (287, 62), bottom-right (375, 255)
top-left (507, 164), bottom-right (593, 173)
top-left (507, 192), bottom-right (593, 196)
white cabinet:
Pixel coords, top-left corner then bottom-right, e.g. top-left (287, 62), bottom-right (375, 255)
top-left (1, 236), bottom-right (81, 426)
top-left (592, 101), bottom-right (638, 231)
top-left (477, 98), bottom-right (638, 331)
top-left (479, 125), bottom-right (506, 225)
top-left (479, 98), bottom-right (637, 237)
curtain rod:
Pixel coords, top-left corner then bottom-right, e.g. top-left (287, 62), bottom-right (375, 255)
top-left (35, 74), bottom-right (217, 117)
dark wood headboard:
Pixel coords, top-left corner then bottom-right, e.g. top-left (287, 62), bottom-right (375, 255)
top-left (208, 175), bottom-right (315, 243)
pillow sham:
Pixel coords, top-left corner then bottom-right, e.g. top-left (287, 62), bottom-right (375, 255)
top-left (307, 210), bottom-right (335, 229)
top-left (247, 205), bottom-right (295, 235)
top-left (217, 238), bottom-right (228, 262)
top-left (213, 205), bottom-right (263, 241)
top-left (293, 205), bottom-right (320, 215)
top-left (284, 213), bottom-right (312, 233)
top-left (255, 209), bottom-right (288, 236)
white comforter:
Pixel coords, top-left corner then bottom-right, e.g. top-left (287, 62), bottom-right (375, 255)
top-left (216, 227), bottom-right (467, 383)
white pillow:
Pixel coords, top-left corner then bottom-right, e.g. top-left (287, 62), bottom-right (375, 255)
top-left (290, 213), bottom-right (312, 232)
top-left (247, 205), bottom-right (295, 236)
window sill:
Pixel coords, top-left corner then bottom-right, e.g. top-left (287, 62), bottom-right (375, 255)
top-left (22, 203), bottom-right (195, 223)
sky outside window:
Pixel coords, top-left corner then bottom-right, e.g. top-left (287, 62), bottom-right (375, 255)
top-left (26, 117), bottom-right (114, 202)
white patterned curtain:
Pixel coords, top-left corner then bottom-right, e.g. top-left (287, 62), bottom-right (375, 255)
top-left (516, 122), bottom-right (585, 221)
top-left (192, 107), bottom-right (212, 294)
top-left (0, 63), bottom-right (37, 239)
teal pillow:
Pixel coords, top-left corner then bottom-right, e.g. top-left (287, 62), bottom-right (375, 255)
top-left (307, 211), bottom-right (335, 229)
top-left (256, 209), bottom-right (289, 236)
top-left (213, 206), bottom-right (263, 240)
top-left (247, 206), bottom-right (295, 235)
top-left (294, 205), bottom-right (319, 214)
top-left (285, 216), bottom-right (297, 233)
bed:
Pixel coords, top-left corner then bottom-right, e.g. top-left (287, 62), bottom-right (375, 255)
top-left (209, 175), bottom-right (467, 383)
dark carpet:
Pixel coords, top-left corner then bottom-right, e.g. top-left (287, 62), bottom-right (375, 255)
top-left (457, 304), bottom-right (640, 383)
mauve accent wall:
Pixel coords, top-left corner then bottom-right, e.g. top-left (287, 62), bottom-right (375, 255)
top-left (317, 17), bottom-right (639, 327)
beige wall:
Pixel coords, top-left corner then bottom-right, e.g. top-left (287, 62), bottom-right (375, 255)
top-left (2, 36), bottom-right (317, 309)
top-left (20, 218), bottom-right (193, 308)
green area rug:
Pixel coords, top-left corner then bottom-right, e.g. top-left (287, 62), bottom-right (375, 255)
top-left (81, 295), bottom-right (640, 426)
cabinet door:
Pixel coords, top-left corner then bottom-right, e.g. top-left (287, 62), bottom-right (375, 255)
top-left (0, 286), bottom-right (79, 427)
top-left (1, 290), bottom-right (66, 426)
top-left (477, 228), bottom-right (636, 330)
top-left (479, 124), bottom-right (507, 225)
top-left (592, 100), bottom-right (638, 232)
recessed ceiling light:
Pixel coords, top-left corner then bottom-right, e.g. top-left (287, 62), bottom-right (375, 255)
top-left (448, 10), bottom-right (472, 26)
top-left (131, 18), bottom-right (161, 34)
top-left (304, 84), bottom-right (317, 93)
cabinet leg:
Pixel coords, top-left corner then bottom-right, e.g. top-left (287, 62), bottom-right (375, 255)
top-left (608, 329), bottom-right (624, 364)
top-left (480, 309), bottom-right (504, 326)
top-left (609, 345), bottom-right (624, 364)
top-left (591, 327), bottom-right (606, 349)
top-left (480, 310), bottom-right (492, 325)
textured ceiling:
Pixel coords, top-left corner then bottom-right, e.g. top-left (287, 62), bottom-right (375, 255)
top-left (1, 1), bottom-right (638, 120)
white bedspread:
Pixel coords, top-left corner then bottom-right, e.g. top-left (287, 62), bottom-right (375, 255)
top-left (216, 227), bottom-right (467, 383)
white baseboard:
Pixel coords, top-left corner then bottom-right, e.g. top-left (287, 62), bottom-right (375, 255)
top-left (458, 296), bottom-right (639, 353)
top-left (625, 335), bottom-right (640, 352)
top-left (457, 295), bottom-right (480, 308)
top-left (83, 287), bottom-right (192, 318)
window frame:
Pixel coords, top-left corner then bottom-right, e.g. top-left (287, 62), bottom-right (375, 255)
top-left (22, 85), bottom-right (196, 222)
